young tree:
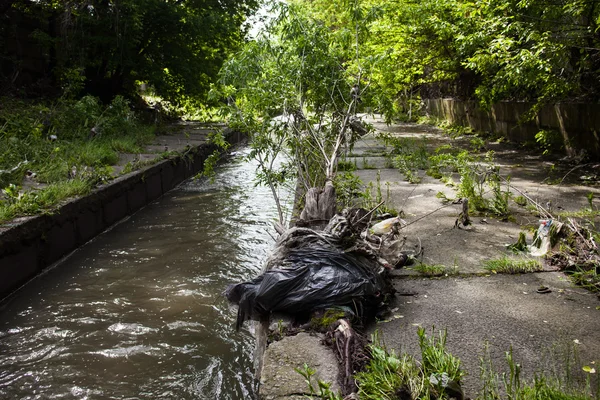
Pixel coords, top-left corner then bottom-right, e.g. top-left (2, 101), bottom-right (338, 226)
top-left (215, 1), bottom-right (366, 227)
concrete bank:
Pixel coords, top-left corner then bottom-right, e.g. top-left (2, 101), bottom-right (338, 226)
top-left (259, 117), bottom-right (600, 399)
top-left (0, 124), bottom-right (246, 300)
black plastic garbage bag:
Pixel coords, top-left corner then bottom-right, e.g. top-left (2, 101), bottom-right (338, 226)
top-left (226, 248), bottom-right (388, 330)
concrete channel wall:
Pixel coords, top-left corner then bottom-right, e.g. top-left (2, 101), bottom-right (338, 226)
top-left (425, 98), bottom-right (600, 159)
top-left (0, 129), bottom-right (246, 300)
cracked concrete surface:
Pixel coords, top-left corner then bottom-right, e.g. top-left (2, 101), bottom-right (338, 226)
top-left (259, 116), bottom-right (600, 399)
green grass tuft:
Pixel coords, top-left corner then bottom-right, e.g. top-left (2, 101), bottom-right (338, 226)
top-left (484, 256), bottom-right (542, 274)
top-left (414, 263), bottom-right (459, 277)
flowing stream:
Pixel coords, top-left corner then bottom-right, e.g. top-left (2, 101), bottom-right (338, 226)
top-left (0, 150), bottom-right (289, 399)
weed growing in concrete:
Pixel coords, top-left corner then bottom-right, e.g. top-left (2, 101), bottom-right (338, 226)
top-left (305, 328), bottom-right (598, 399)
top-left (557, 209), bottom-right (600, 219)
top-left (436, 120), bottom-right (475, 138)
top-left (484, 256), bottom-right (542, 274)
top-left (587, 192), bottom-right (595, 210)
top-left (568, 266), bottom-right (600, 293)
top-left (514, 195), bottom-right (528, 206)
top-left (379, 131), bottom-right (519, 219)
top-left (359, 171), bottom-right (397, 215)
top-left (555, 194), bottom-right (600, 219)
top-left (427, 147), bottom-right (465, 180)
top-left (362, 157), bottom-right (377, 169)
top-left (296, 364), bottom-right (343, 400)
top-left (355, 328), bottom-right (464, 399)
top-left (507, 232), bottom-right (529, 253)
top-left (413, 263), bottom-right (459, 277)
top-left (418, 327), bottom-right (465, 394)
top-left (379, 134), bottom-right (429, 184)
top-left (470, 136), bottom-right (487, 152)
top-left (455, 154), bottom-right (490, 213)
top-left (355, 342), bottom-right (425, 399)
top-left (488, 174), bottom-right (512, 220)
top-left (478, 345), bottom-right (597, 400)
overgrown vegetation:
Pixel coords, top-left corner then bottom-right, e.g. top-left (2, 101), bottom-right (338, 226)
top-left (478, 345), bottom-right (597, 400)
top-left (1, 0), bottom-right (257, 106)
top-left (0, 96), bottom-right (156, 223)
top-left (303, 328), bottom-right (598, 399)
top-left (297, 0), bottom-right (600, 121)
top-left (216, 1), bottom-right (373, 225)
top-left (380, 133), bottom-right (515, 220)
top-left (354, 328), bottom-right (464, 400)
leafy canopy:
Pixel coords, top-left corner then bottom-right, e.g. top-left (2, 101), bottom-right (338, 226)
top-left (2, 0), bottom-right (258, 105)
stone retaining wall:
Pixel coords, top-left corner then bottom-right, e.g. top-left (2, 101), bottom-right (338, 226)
top-left (0, 129), bottom-right (246, 300)
top-left (425, 98), bottom-right (600, 159)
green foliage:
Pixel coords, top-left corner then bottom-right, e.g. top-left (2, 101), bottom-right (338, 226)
top-left (390, 139), bottom-right (429, 184)
top-left (456, 161), bottom-right (487, 213)
top-left (334, 171), bottom-right (364, 210)
top-left (488, 174), bottom-right (512, 221)
top-left (479, 347), bottom-right (597, 400)
top-left (355, 328), bottom-right (463, 399)
top-left (514, 196), bottom-right (528, 207)
top-left (297, 0), bottom-right (600, 125)
top-left (337, 159), bottom-right (358, 172)
top-left (196, 129), bottom-right (232, 182)
top-left (0, 96), bottom-right (155, 222)
top-left (2, 0), bottom-right (257, 104)
top-left (568, 267), bottom-right (600, 293)
top-left (380, 133), bottom-right (516, 219)
top-left (0, 180), bottom-right (92, 223)
top-left (586, 192), bottom-right (595, 211)
top-left (218, 2), bottom-right (369, 224)
top-left (309, 309), bottom-right (348, 332)
top-left (535, 130), bottom-right (565, 155)
top-left (295, 364), bottom-right (343, 400)
top-left (484, 256), bottom-right (543, 274)
top-left (508, 232), bottom-right (529, 254)
top-left (380, 134), bottom-right (430, 184)
top-left (470, 137), bottom-right (487, 152)
top-left (355, 339), bottom-right (425, 399)
top-left (418, 327), bottom-right (464, 384)
top-left (326, 328), bottom-right (598, 400)
top-left (413, 263), bottom-right (459, 277)
top-left (359, 171), bottom-right (397, 214)
top-left (439, 122), bottom-right (475, 139)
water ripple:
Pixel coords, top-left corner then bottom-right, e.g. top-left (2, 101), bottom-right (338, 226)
top-left (0, 149), bottom-right (288, 399)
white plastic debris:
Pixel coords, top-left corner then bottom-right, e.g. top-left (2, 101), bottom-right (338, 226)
top-left (528, 219), bottom-right (552, 257)
top-left (370, 216), bottom-right (404, 236)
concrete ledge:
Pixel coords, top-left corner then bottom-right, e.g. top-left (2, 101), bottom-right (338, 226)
top-left (0, 128), bottom-right (246, 299)
top-left (260, 332), bottom-right (341, 399)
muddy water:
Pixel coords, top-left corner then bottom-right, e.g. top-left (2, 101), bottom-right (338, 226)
top-left (0, 150), bottom-right (289, 399)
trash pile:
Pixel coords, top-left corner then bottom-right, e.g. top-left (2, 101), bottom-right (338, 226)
top-left (510, 217), bottom-right (599, 292)
top-left (545, 219), bottom-right (600, 291)
top-left (225, 208), bottom-right (411, 330)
